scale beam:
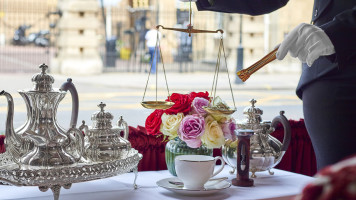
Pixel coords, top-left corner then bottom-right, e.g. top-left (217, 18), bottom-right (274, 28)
top-left (156, 25), bottom-right (223, 37)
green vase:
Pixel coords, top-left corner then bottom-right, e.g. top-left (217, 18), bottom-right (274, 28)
top-left (165, 137), bottom-right (213, 176)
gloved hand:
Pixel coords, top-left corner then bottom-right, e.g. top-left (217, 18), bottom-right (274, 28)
top-left (276, 23), bottom-right (335, 67)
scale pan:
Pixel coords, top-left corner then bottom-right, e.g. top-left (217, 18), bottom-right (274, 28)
top-left (141, 101), bottom-right (175, 109)
top-left (203, 106), bottom-right (236, 115)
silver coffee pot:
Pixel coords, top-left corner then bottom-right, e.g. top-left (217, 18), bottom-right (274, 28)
top-left (222, 99), bottom-right (291, 178)
top-left (79, 102), bottom-right (131, 162)
top-left (0, 64), bottom-right (84, 167)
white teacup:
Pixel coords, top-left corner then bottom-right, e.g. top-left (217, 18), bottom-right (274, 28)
top-left (175, 155), bottom-right (225, 190)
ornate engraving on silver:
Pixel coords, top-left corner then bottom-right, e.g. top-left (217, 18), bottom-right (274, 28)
top-left (0, 64), bottom-right (83, 167)
top-left (79, 102), bottom-right (131, 162)
top-left (0, 149), bottom-right (141, 186)
top-left (0, 64), bottom-right (143, 200)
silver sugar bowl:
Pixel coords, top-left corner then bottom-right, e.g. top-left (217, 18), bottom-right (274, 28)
top-left (79, 102), bottom-right (131, 162)
top-left (222, 99), bottom-right (291, 178)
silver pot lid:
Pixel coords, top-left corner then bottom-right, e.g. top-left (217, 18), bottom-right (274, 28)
top-left (243, 99), bottom-right (263, 123)
top-left (91, 102), bottom-right (114, 129)
top-left (31, 63), bottom-right (55, 92)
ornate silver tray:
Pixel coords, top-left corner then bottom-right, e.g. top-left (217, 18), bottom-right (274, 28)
top-left (0, 149), bottom-right (142, 200)
top-left (0, 65), bottom-right (143, 200)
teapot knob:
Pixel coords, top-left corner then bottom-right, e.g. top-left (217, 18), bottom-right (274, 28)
top-left (271, 111), bottom-right (291, 151)
top-left (79, 120), bottom-right (89, 135)
top-left (250, 99), bottom-right (257, 107)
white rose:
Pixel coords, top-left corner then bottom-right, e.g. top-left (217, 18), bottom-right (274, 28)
top-left (160, 113), bottom-right (184, 139)
top-left (201, 115), bottom-right (225, 148)
top-left (210, 113), bottom-right (231, 123)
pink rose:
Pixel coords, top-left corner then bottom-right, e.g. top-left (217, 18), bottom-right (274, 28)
top-left (221, 118), bottom-right (237, 141)
top-left (191, 97), bottom-right (210, 116)
top-left (178, 114), bottom-right (205, 148)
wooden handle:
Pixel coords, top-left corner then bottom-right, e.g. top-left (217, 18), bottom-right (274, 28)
top-left (237, 47), bottom-right (279, 82)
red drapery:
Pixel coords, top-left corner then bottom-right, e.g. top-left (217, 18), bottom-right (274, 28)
top-left (0, 119), bottom-right (317, 176)
top-left (0, 135), bottom-right (5, 153)
top-left (271, 119), bottom-right (317, 176)
top-left (128, 126), bottom-right (168, 171)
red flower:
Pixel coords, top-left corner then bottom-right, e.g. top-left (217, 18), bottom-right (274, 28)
top-left (189, 91), bottom-right (210, 102)
top-left (145, 92), bottom-right (210, 136)
top-left (145, 109), bottom-right (164, 135)
top-left (164, 93), bottom-right (192, 115)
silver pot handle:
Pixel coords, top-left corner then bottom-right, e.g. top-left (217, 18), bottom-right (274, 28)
top-left (271, 111), bottom-right (291, 151)
top-left (60, 78), bottom-right (79, 128)
top-left (117, 116), bottom-right (129, 140)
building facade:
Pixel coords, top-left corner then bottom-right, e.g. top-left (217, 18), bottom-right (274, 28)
top-left (0, 0), bottom-right (313, 73)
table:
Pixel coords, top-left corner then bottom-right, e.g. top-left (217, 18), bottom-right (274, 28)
top-left (0, 167), bottom-right (314, 200)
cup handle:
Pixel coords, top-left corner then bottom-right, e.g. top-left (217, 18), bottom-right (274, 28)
top-left (211, 156), bottom-right (225, 178)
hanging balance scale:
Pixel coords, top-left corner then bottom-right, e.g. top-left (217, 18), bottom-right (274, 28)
top-left (203, 32), bottom-right (237, 115)
top-left (141, 0), bottom-right (236, 114)
top-left (140, 28), bottom-right (174, 110)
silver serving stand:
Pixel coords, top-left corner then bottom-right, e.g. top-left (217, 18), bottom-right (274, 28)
top-left (0, 149), bottom-right (142, 200)
top-left (0, 64), bottom-right (142, 200)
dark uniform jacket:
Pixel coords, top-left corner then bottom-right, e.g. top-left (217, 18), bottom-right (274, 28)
top-left (196, 0), bottom-right (356, 99)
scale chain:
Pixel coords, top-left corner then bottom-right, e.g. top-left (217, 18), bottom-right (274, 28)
top-left (220, 38), bottom-right (237, 110)
top-left (142, 0), bottom-right (235, 110)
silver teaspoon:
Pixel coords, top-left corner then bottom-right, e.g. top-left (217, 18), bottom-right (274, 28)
top-left (168, 177), bottom-right (228, 186)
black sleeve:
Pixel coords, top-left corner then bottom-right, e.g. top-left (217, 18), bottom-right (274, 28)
top-left (320, 6), bottom-right (356, 68)
top-left (196, 0), bottom-right (289, 16)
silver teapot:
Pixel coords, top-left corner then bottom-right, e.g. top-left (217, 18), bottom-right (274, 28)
top-left (222, 99), bottom-right (291, 178)
top-left (0, 64), bottom-right (84, 167)
top-left (79, 102), bottom-right (131, 162)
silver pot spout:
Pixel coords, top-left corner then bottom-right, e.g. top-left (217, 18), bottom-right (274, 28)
top-left (0, 90), bottom-right (23, 163)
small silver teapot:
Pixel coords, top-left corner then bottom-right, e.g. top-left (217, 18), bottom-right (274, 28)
top-left (79, 102), bottom-right (131, 162)
top-left (222, 99), bottom-right (291, 178)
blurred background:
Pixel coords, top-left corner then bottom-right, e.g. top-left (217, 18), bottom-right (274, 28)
top-left (0, 0), bottom-right (313, 74)
top-left (0, 0), bottom-right (311, 128)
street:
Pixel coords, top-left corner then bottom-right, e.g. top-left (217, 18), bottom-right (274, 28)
top-left (0, 76), bottom-right (303, 130)
top-left (0, 46), bottom-right (304, 130)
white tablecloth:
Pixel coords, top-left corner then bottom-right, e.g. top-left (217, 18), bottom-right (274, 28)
top-left (0, 167), bottom-right (314, 200)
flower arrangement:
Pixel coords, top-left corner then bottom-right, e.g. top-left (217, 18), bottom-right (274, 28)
top-left (145, 91), bottom-right (236, 149)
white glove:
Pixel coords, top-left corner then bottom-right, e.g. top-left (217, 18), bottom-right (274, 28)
top-left (276, 23), bottom-right (335, 67)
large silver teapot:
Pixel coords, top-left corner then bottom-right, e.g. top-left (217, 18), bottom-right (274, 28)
top-left (0, 64), bottom-right (84, 167)
top-left (222, 99), bottom-right (291, 178)
top-left (79, 102), bottom-right (131, 162)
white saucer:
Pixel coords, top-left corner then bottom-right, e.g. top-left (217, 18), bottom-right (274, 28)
top-left (156, 177), bottom-right (231, 196)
